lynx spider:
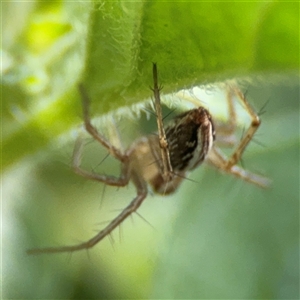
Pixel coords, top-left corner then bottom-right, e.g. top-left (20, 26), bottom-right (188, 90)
top-left (27, 64), bottom-right (270, 255)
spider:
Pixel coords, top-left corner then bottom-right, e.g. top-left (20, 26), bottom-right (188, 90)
top-left (27, 64), bottom-right (270, 255)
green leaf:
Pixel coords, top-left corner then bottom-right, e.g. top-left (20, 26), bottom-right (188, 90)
top-left (2, 1), bottom-right (298, 170)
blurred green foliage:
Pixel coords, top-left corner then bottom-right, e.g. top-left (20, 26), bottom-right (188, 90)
top-left (2, 1), bottom-right (299, 299)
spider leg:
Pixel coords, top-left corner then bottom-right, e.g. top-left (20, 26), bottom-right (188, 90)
top-left (78, 84), bottom-right (127, 162)
top-left (27, 171), bottom-right (147, 255)
top-left (206, 84), bottom-right (271, 188)
top-left (207, 146), bottom-right (271, 188)
top-left (72, 136), bottom-right (130, 187)
top-left (214, 85), bottom-right (238, 147)
top-left (224, 86), bottom-right (261, 169)
top-left (151, 63), bottom-right (173, 181)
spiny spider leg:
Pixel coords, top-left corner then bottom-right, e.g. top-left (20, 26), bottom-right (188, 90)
top-left (207, 85), bottom-right (271, 188)
top-left (151, 63), bottom-right (173, 181)
top-left (208, 146), bottom-right (271, 188)
top-left (78, 84), bottom-right (127, 163)
top-left (27, 85), bottom-right (152, 255)
top-left (72, 136), bottom-right (129, 187)
top-left (214, 85), bottom-right (238, 147)
top-left (27, 173), bottom-right (147, 255)
top-left (71, 85), bottom-right (131, 186)
top-left (225, 86), bottom-right (261, 169)
top-left (225, 85), bottom-right (237, 133)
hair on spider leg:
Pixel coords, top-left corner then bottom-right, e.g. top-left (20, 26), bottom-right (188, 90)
top-left (257, 98), bottom-right (271, 116)
top-left (242, 87), bottom-right (250, 99)
top-left (85, 247), bottom-right (92, 262)
top-left (146, 158), bottom-right (161, 168)
top-left (108, 233), bottom-right (116, 251)
top-left (172, 171), bottom-right (196, 183)
top-left (91, 152), bottom-right (110, 173)
top-left (162, 107), bottom-right (177, 122)
top-left (118, 222), bottom-right (123, 243)
top-left (142, 105), bottom-right (177, 123)
top-left (90, 223), bottom-right (115, 250)
top-left (238, 86), bottom-right (269, 120)
top-left (239, 122), bottom-right (266, 148)
top-left (239, 156), bottom-right (245, 170)
top-left (239, 125), bottom-right (246, 142)
top-left (142, 107), bottom-right (157, 118)
top-left (129, 213), bottom-right (136, 227)
top-left (99, 183), bottom-right (107, 209)
top-left (135, 211), bottom-right (156, 231)
top-left (93, 219), bottom-right (112, 227)
top-left (84, 136), bottom-right (97, 147)
top-left (250, 136), bottom-right (267, 148)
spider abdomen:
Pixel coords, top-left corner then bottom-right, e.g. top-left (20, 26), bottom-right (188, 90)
top-left (166, 107), bottom-right (215, 172)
